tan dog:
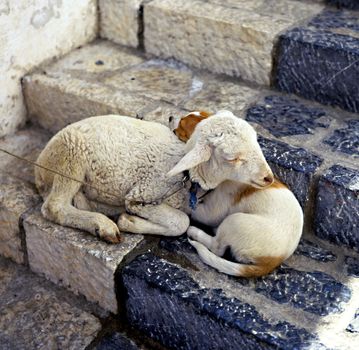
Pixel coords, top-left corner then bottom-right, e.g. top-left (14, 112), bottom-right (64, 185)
top-left (174, 111), bottom-right (212, 141)
top-left (175, 112), bottom-right (303, 277)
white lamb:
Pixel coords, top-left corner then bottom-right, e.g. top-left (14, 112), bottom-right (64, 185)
top-left (35, 111), bottom-right (273, 243)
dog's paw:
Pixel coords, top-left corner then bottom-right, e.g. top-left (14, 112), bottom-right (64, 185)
top-left (94, 217), bottom-right (122, 244)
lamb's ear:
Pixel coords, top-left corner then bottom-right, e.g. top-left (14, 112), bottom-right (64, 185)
top-left (167, 143), bottom-right (212, 177)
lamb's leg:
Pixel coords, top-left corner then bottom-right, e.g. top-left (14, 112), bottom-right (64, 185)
top-left (42, 175), bottom-right (121, 243)
top-left (118, 202), bottom-right (189, 236)
top-left (187, 226), bottom-right (226, 256)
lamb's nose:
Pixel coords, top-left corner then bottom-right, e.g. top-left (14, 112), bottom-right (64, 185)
top-left (263, 175), bottom-right (274, 185)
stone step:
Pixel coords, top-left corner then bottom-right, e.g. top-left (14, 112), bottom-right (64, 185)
top-left (121, 236), bottom-right (359, 350)
top-left (0, 255), bottom-right (102, 349)
top-left (327, 0), bottom-right (359, 10)
top-left (98, 0), bottom-right (359, 114)
top-left (141, 0), bottom-right (324, 86)
top-left (0, 255), bottom-right (163, 350)
top-left (22, 40), bottom-right (358, 252)
top-left (274, 8), bottom-right (359, 113)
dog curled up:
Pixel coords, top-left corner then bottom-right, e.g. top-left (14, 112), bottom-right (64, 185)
top-left (175, 111), bottom-right (303, 278)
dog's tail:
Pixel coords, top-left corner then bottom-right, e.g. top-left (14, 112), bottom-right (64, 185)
top-left (188, 239), bottom-right (284, 278)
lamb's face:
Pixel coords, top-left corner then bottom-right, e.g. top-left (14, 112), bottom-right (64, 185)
top-left (167, 111), bottom-right (273, 190)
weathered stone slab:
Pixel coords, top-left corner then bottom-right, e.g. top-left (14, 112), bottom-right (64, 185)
top-left (327, 0), bottom-right (359, 9)
top-left (95, 332), bottom-right (140, 350)
top-left (275, 9), bottom-right (359, 113)
top-left (345, 256), bottom-right (359, 277)
top-left (24, 208), bottom-right (144, 313)
top-left (323, 119), bottom-right (359, 157)
top-left (184, 78), bottom-right (260, 116)
top-left (122, 253), bottom-right (330, 350)
top-left (99, 0), bottom-right (144, 48)
top-left (314, 164), bottom-right (359, 251)
top-left (0, 255), bottom-right (101, 349)
top-left (0, 177), bottom-right (41, 264)
top-left (0, 125), bottom-right (51, 184)
top-left (246, 95), bottom-right (330, 138)
top-left (102, 59), bottom-right (195, 106)
top-left (144, 0), bottom-right (324, 85)
top-left (295, 239), bottom-right (337, 262)
top-left (23, 41), bottom-right (199, 132)
top-left (258, 137), bottom-right (323, 207)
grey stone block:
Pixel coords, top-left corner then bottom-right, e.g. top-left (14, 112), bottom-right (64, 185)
top-left (0, 126), bottom-right (50, 184)
top-left (99, 0), bottom-right (144, 48)
top-left (0, 177), bottom-right (41, 264)
top-left (0, 255), bottom-right (101, 349)
top-left (144, 0), bottom-right (323, 85)
top-left (24, 208), bottom-right (144, 313)
top-left (23, 41), bottom-right (200, 133)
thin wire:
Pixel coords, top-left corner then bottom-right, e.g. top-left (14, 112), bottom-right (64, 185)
top-left (0, 147), bottom-right (188, 204)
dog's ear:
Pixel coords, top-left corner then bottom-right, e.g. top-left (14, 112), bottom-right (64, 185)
top-left (174, 111), bottom-right (212, 142)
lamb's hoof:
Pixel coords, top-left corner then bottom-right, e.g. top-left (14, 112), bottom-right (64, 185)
top-left (117, 213), bottom-right (135, 232)
top-left (187, 226), bottom-right (201, 240)
top-left (94, 219), bottom-right (122, 244)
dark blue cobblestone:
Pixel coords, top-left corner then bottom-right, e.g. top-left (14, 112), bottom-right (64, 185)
top-left (122, 254), bottom-right (326, 350)
top-left (347, 309), bottom-right (359, 333)
top-left (345, 256), bottom-right (359, 277)
top-left (323, 119), bottom-right (359, 156)
top-left (95, 332), bottom-right (139, 350)
top-left (250, 267), bottom-right (351, 316)
top-left (314, 164), bottom-right (359, 251)
top-left (295, 239), bottom-right (337, 262)
top-left (246, 95), bottom-right (329, 137)
top-left (160, 237), bottom-right (350, 317)
top-left (310, 9), bottom-right (359, 31)
top-left (327, 0), bottom-right (359, 10)
top-left (258, 137), bottom-right (323, 206)
top-left (275, 10), bottom-right (359, 113)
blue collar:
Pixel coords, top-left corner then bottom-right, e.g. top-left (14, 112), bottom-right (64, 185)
top-left (189, 182), bottom-right (200, 210)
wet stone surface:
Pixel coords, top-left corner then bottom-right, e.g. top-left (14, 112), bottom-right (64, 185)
top-left (347, 309), bottom-right (359, 333)
top-left (345, 256), bottom-right (359, 277)
top-left (0, 256), bottom-right (101, 350)
top-left (122, 253), bottom-right (325, 350)
top-left (294, 239), bottom-right (337, 262)
top-left (315, 164), bottom-right (359, 251)
top-left (275, 9), bottom-right (359, 113)
top-left (258, 137), bottom-right (323, 206)
top-left (238, 266), bottom-right (351, 316)
top-left (323, 119), bottom-right (359, 156)
top-left (95, 332), bottom-right (140, 350)
top-left (246, 95), bottom-right (330, 137)
top-left (327, 0), bottom-right (359, 9)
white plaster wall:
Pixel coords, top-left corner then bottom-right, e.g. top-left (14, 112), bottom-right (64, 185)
top-left (0, 0), bottom-right (97, 137)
